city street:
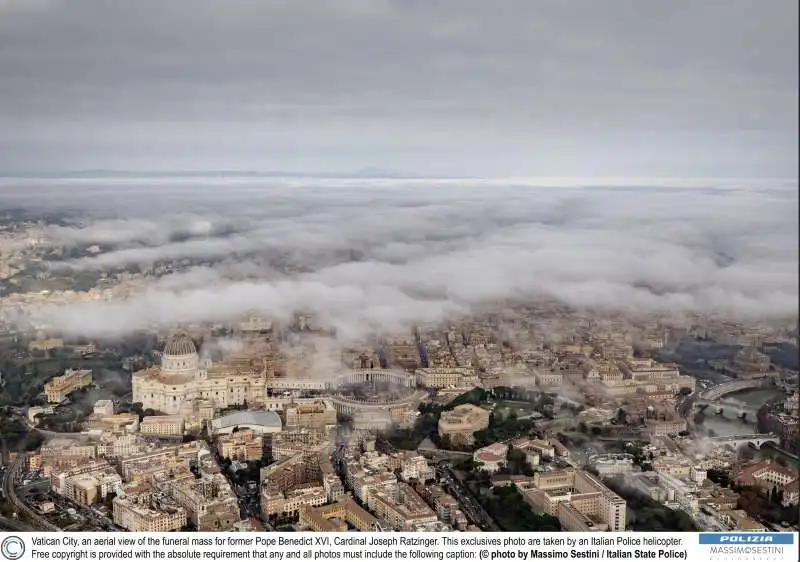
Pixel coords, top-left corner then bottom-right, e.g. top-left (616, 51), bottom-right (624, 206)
top-left (435, 462), bottom-right (500, 531)
top-left (2, 455), bottom-right (59, 531)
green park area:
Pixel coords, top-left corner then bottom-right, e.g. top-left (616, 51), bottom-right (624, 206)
top-left (0, 408), bottom-right (45, 452)
top-left (483, 484), bottom-right (561, 532)
top-left (386, 386), bottom-right (546, 451)
top-left (492, 399), bottom-right (542, 420)
top-left (603, 477), bottom-right (697, 531)
top-left (0, 337), bottom-right (154, 449)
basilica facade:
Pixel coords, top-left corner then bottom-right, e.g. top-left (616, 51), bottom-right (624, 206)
top-left (132, 334), bottom-right (267, 415)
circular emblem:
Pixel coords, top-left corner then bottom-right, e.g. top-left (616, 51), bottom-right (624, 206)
top-left (1, 536), bottom-right (25, 561)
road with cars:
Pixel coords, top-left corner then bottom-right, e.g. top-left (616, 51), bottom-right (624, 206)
top-left (436, 462), bottom-right (501, 531)
top-left (2, 455), bottom-right (60, 531)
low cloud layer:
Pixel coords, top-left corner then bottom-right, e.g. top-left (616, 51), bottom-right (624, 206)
top-left (4, 177), bottom-right (797, 339)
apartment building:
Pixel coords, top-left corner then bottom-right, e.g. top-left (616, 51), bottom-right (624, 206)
top-left (424, 485), bottom-right (460, 523)
top-left (534, 369), bottom-right (563, 388)
top-left (113, 495), bottom-right (187, 532)
top-left (97, 433), bottom-right (146, 459)
top-left (119, 441), bottom-right (204, 481)
top-left (349, 469), bottom-right (398, 505)
top-left (261, 484), bottom-right (327, 518)
top-left (526, 469), bottom-right (627, 532)
top-left (393, 451), bottom-right (435, 483)
top-left (647, 419), bottom-right (687, 438)
top-left (689, 466), bottom-right (708, 485)
top-left (369, 482), bottom-right (438, 531)
top-left (652, 454), bottom-right (694, 478)
top-left (216, 430), bottom-right (263, 462)
top-left (50, 458), bottom-right (103, 493)
top-left (299, 498), bottom-right (379, 532)
top-left (40, 438), bottom-right (97, 464)
top-left (261, 450), bottom-right (327, 494)
top-left (415, 367), bottom-right (480, 389)
top-left (318, 455), bottom-right (345, 503)
top-left (718, 509), bottom-right (768, 532)
top-left (171, 473), bottom-right (240, 531)
top-left (784, 392), bottom-right (799, 417)
top-left (71, 470), bottom-right (123, 506)
top-left (283, 400), bottom-right (337, 430)
top-left (140, 415), bottom-right (185, 437)
top-left (271, 429), bottom-right (330, 461)
top-left (358, 451), bottom-right (434, 484)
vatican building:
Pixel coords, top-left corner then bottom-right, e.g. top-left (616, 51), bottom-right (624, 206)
top-left (132, 333), bottom-right (268, 415)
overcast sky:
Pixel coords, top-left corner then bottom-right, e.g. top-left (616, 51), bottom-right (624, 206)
top-left (0, 0), bottom-right (797, 177)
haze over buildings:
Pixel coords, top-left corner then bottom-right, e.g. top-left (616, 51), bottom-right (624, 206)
top-left (0, 0), bottom-right (798, 539)
top-left (0, 3), bottom-right (796, 341)
top-left (1, 177), bottom-right (797, 341)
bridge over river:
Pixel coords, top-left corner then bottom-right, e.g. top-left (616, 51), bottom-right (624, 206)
top-left (700, 378), bottom-right (773, 401)
top-left (696, 377), bottom-right (782, 418)
top-left (695, 398), bottom-right (759, 417)
top-left (710, 433), bottom-right (780, 449)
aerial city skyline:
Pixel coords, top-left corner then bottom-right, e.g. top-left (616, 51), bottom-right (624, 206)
top-left (0, 0), bottom-right (797, 537)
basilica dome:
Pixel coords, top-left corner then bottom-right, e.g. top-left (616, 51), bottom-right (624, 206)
top-left (161, 333), bottom-right (200, 377)
top-left (164, 334), bottom-right (197, 357)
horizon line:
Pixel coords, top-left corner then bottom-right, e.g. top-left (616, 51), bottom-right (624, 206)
top-left (1, 170), bottom-right (797, 180)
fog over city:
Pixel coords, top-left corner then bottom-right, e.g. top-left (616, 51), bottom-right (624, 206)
top-left (0, 1), bottom-right (797, 338)
top-left (1, 0), bottom-right (799, 539)
top-left (3, 177), bottom-right (797, 339)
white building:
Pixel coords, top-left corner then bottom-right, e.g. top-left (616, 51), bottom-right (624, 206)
top-left (132, 334), bottom-right (267, 415)
top-left (534, 369), bottom-right (563, 388)
top-left (473, 443), bottom-right (508, 474)
top-left (415, 367), bottom-right (480, 389)
top-left (93, 400), bottom-right (115, 416)
top-left (689, 466), bottom-right (708, 485)
top-left (140, 415), bottom-right (185, 436)
top-left (593, 456), bottom-right (636, 477)
top-left (208, 411), bottom-right (282, 436)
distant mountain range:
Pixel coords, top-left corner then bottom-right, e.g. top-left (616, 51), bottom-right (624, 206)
top-left (0, 168), bottom-right (459, 179)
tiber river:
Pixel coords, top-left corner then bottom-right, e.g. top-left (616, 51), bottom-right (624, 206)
top-left (697, 388), bottom-right (798, 467)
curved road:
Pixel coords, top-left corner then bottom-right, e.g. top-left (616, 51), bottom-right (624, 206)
top-left (2, 455), bottom-right (60, 531)
top-left (0, 514), bottom-right (35, 532)
top-left (11, 409), bottom-right (89, 440)
top-left (34, 428), bottom-right (87, 439)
